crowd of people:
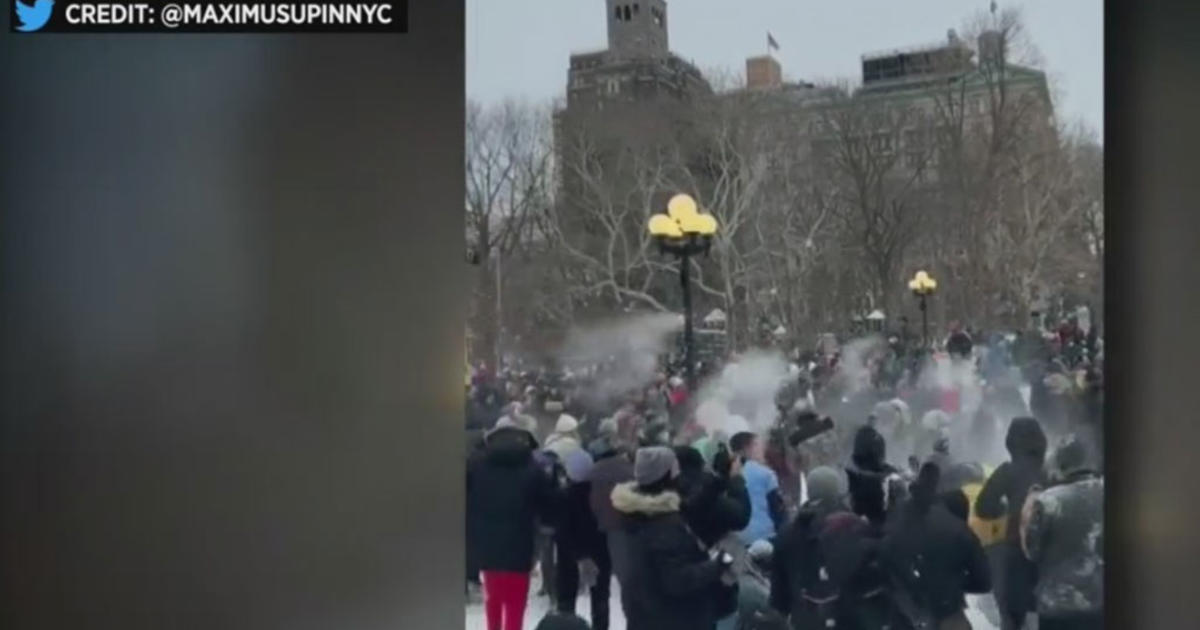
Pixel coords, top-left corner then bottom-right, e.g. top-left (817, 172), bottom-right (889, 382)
top-left (465, 318), bottom-right (1104, 630)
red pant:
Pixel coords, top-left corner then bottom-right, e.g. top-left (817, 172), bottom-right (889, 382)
top-left (480, 570), bottom-right (531, 630)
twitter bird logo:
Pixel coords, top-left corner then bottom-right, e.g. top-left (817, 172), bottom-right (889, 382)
top-left (14, 0), bottom-right (54, 32)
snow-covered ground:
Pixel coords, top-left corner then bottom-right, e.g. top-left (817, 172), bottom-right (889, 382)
top-left (465, 575), bottom-right (1002, 630)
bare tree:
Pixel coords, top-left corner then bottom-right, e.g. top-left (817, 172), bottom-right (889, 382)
top-left (816, 86), bottom-right (935, 325)
top-left (465, 99), bottom-right (553, 366)
top-left (742, 113), bottom-right (841, 343)
top-left (926, 7), bottom-right (1055, 325)
top-left (987, 120), bottom-right (1099, 321)
top-left (669, 84), bottom-right (783, 350)
top-left (542, 121), bottom-right (676, 316)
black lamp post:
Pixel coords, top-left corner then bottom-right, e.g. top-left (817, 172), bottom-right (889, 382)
top-left (648, 194), bottom-right (718, 391)
top-left (908, 270), bottom-right (938, 349)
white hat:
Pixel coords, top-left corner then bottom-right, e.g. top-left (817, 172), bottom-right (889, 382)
top-left (487, 415), bottom-right (532, 440)
top-left (555, 414), bottom-right (579, 434)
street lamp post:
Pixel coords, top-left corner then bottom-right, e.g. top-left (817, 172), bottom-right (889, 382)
top-left (908, 270), bottom-right (938, 349)
top-left (648, 194), bottom-right (718, 391)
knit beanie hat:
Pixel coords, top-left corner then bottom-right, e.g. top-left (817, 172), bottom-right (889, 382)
top-left (634, 446), bottom-right (677, 487)
top-left (673, 446), bottom-right (706, 474)
top-left (1054, 438), bottom-right (1089, 474)
top-left (555, 414), bottom-right (579, 435)
top-left (561, 448), bottom-right (595, 483)
top-left (806, 466), bottom-right (844, 503)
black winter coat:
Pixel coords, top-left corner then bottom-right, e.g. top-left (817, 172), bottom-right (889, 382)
top-left (975, 417), bottom-right (1048, 544)
top-left (676, 469), bottom-right (750, 618)
top-left (772, 500), bottom-right (893, 630)
top-left (769, 499), bottom-right (845, 621)
top-left (612, 481), bottom-right (726, 630)
top-left (466, 426), bottom-right (556, 572)
top-left (974, 417), bottom-right (1047, 621)
top-left (557, 480), bottom-right (607, 561)
top-left (846, 426), bottom-right (904, 527)
top-left (589, 450), bottom-right (634, 533)
top-left (881, 503), bottom-right (992, 623)
top-left (677, 469), bottom-right (752, 548)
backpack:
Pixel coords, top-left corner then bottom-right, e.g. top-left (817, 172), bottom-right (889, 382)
top-left (887, 551), bottom-right (937, 630)
top-left (792, 511), bottom-right (866, 628)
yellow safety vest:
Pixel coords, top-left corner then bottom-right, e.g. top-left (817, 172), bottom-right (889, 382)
top-left (963, 465), bottom-right (1007, 547)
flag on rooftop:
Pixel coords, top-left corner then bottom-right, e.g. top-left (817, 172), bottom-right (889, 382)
top-left (768, 32), bottom-right (780, 52)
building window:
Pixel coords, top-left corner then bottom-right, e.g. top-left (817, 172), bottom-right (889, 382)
top-left (615, 5), bottom-right (621, 19)
top-left (634, 3), bottom-right (640, 13)
top-left (606, 78), bottom-right (620, 94)
top-left (623, 5), bottom-right (631, 21)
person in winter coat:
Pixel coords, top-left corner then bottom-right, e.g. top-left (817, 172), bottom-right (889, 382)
top-left (586, 426), bottom-right (635, 614)
top-left (845, 425), bottom-right (905, 528)
top-left (765, 424), bottom-right (803, 515)
top-left (732, 431), bottom-right (788, 545)
top-left (675, 446), bottom-right (752, 630)
top-left (546, 414), bottom-right (584, 459)
top-left (946, 322), bottom-right (974, 361)
top-left (467, 430), bottom-right (488, 595)
top-left (612, 447), bottom-right (735, 630)
top-left (1021, 440), bottom-right (1103, 630)
top-left (554, 448), bottom-right (612, 630)
top-left (771, 466), bottom-right (858, 630)
top-left (975, 416), bottom-right (1048, 630)
top-left (881, 464), bottom-right (992, 630)
top-left (468, 418), bottom-right (558, 630)
top-left (734, 540), bottom-right (788, 630)
top-left (534, 444), bottom-right (568, 601)
top-left (675, 446), bottom-right (752, 548)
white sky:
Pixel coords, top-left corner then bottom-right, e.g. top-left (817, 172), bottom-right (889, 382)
top-left (467, 0), bottom-right (1103, 141)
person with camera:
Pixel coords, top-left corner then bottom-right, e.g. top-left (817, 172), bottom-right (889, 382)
top-left (611, 446), bottom-right (737, 630)
top-left (731, 432), bottom-right (788, 546)
top-left (676, 445), bottom-right (752, 630)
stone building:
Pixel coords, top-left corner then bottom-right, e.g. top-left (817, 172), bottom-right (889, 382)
top-left (550, 1), bottom-right (715, 320)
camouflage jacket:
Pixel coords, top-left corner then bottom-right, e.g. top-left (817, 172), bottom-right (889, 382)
top-left (1023, 471), bottom-right (1104, 617)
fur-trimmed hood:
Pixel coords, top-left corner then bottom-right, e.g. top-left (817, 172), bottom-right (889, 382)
top-left (610, 481), bottom-right (681, 515)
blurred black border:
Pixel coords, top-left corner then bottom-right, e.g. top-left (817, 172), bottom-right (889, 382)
top-left (1106, 1), bottom-right (1200, 628)
top-left (1, 2), bottom-right (465, 629)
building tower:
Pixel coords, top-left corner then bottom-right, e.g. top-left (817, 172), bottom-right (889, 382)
top-left (606, 0), bottom-right (669, 59)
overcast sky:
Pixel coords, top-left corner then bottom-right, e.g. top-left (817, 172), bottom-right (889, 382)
top-left (467, 0), bottom-right (1103, 141)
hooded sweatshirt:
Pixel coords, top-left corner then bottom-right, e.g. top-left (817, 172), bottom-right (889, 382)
top-left (845, 426), bottom-right (903, 528)
top-left (974, 417), bottom-right (1048, 543)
